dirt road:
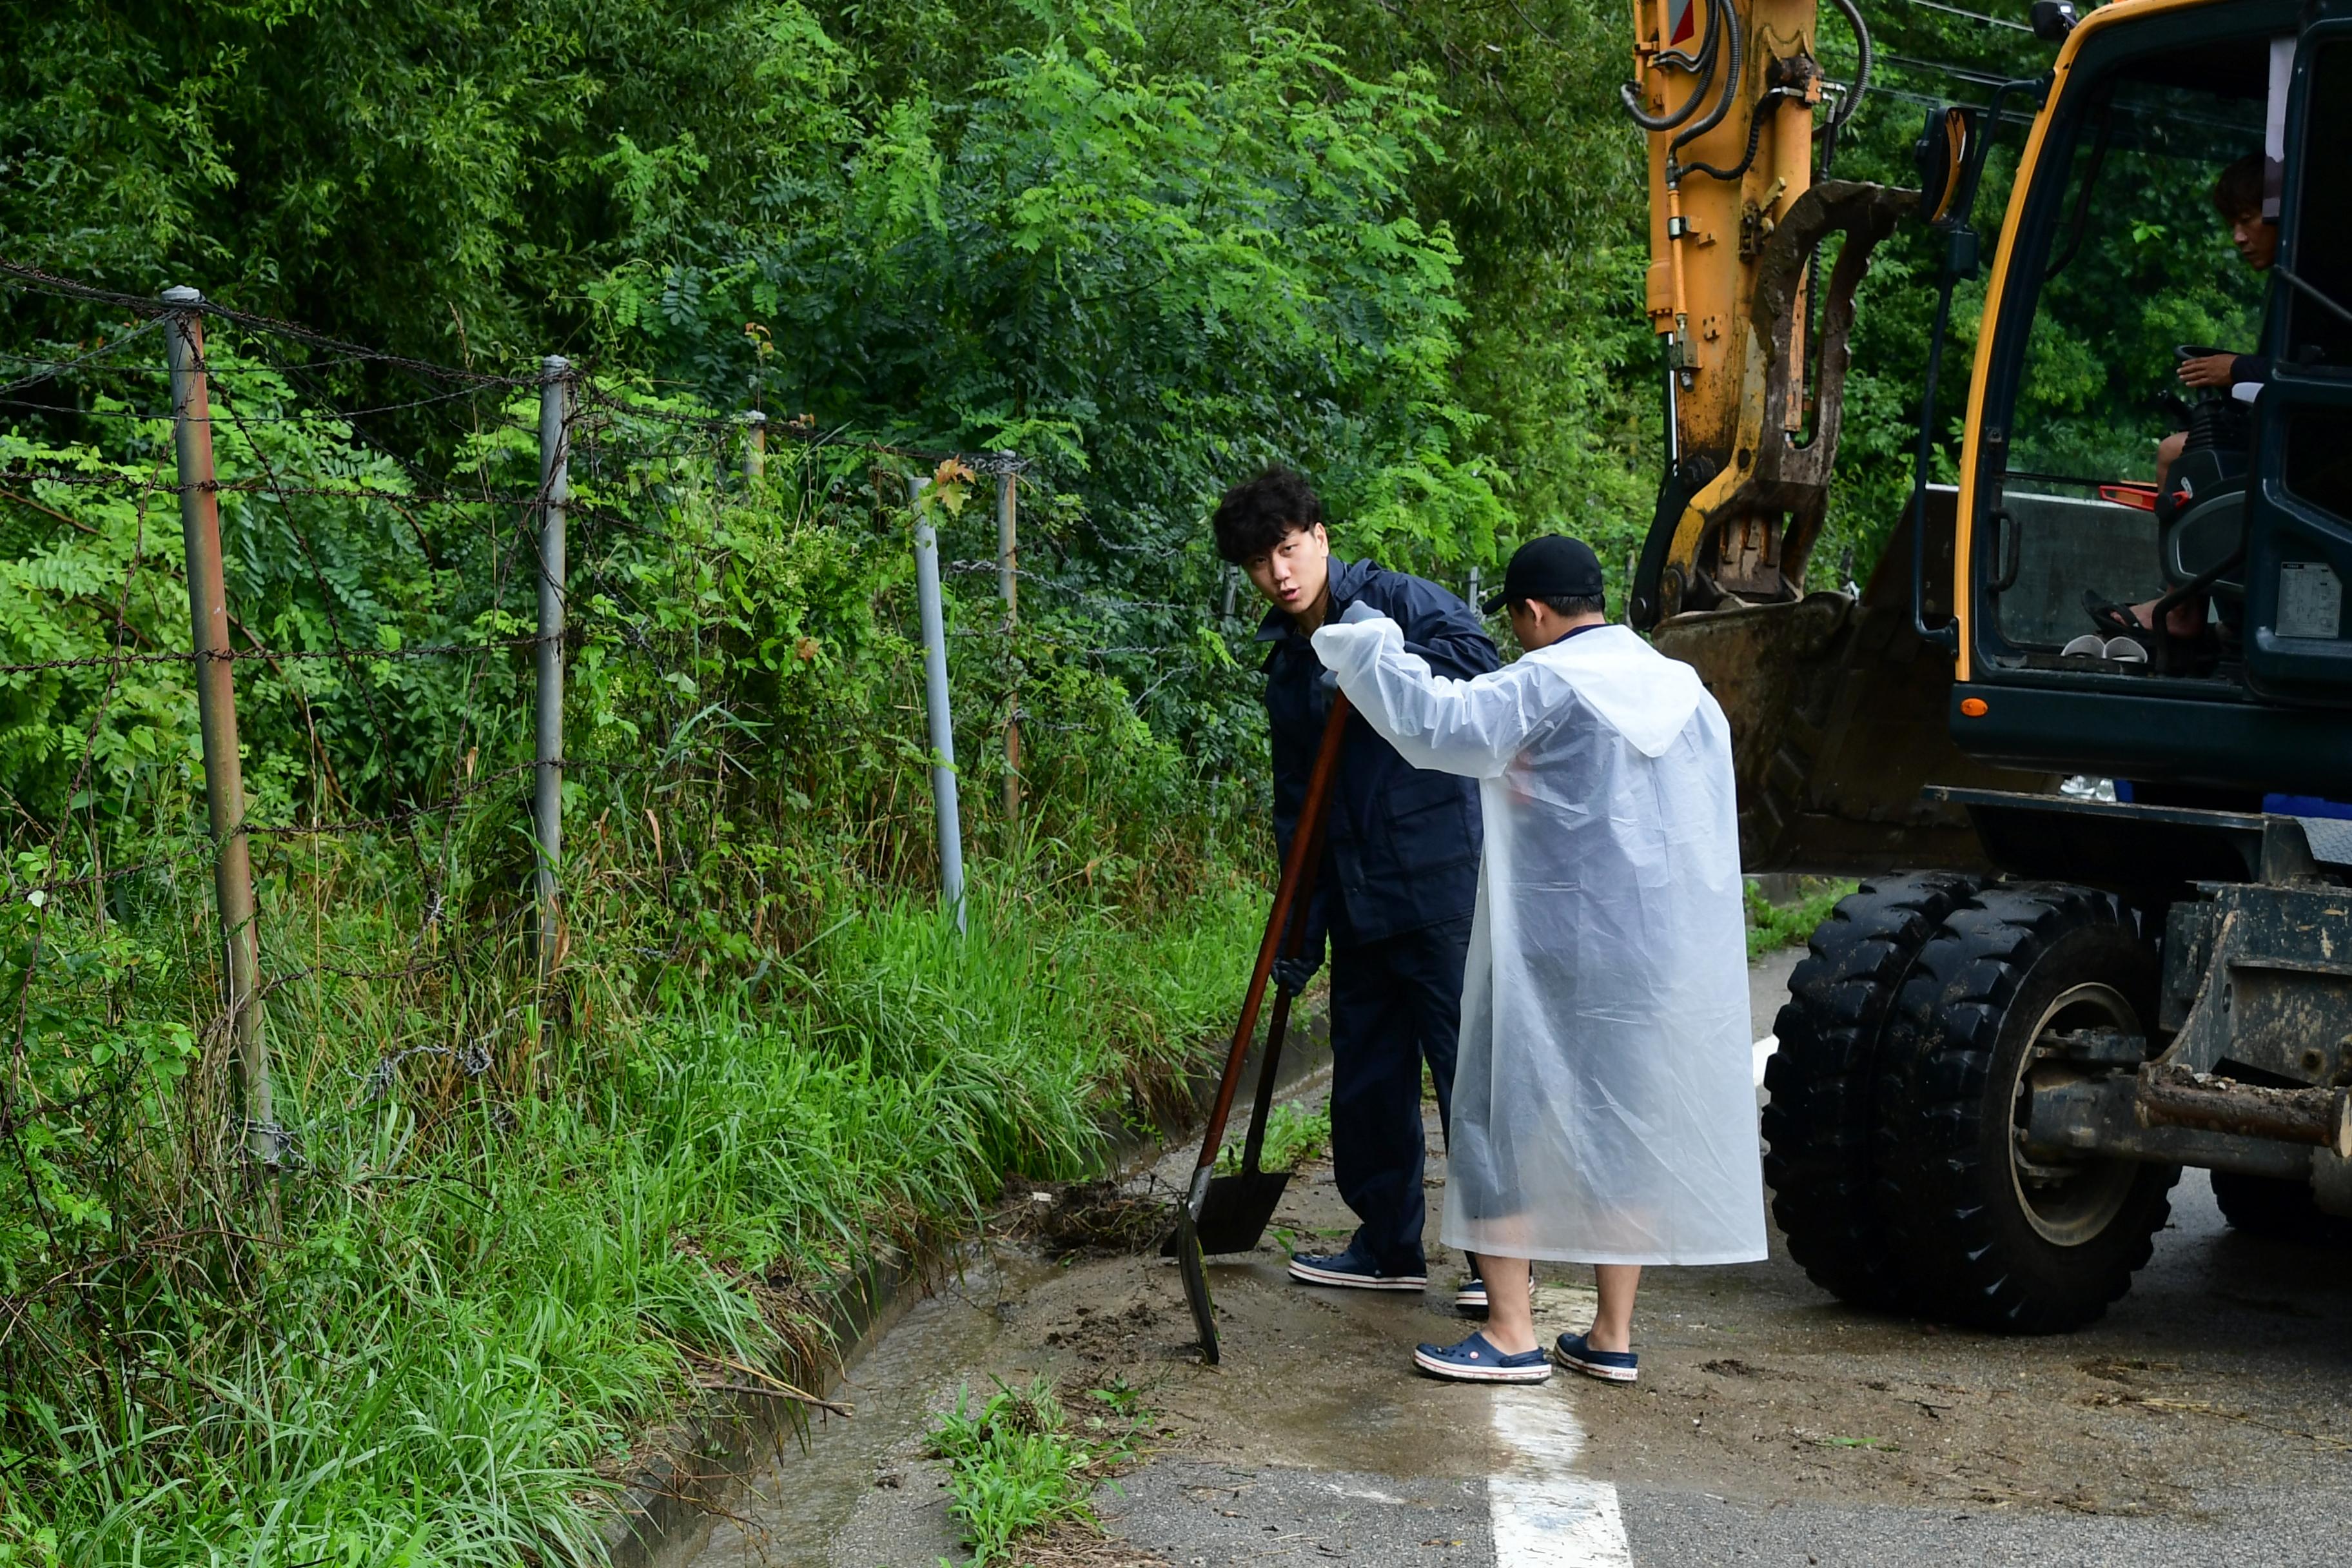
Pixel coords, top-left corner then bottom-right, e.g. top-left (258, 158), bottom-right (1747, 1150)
top-left (691, 951), bottom-right (2352, 1567)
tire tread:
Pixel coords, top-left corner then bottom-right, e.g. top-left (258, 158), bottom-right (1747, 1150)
top-left (1760, 872), bottom-right (1983, 1309)
top-left (1873, 883), bottom-right (2177, 1333)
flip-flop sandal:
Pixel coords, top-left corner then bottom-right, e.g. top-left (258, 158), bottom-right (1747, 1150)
top-left (2081, 590), bottom-right (2152, 648)
top-left (2089, 590), bottom-right (2226, 674)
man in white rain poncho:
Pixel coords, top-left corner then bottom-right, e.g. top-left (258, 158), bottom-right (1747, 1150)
top-left (1310, 534), bottom-right (1767, 1386)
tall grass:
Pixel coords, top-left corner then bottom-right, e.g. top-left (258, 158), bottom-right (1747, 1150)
top-left (1, 868), bottom-right (1257, 1565)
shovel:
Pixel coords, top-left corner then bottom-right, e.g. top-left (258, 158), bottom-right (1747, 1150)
top-left (1169, 692), bottom-right (1350, 1365)
top-left (1162, 807), bottom-right (1329, 1257)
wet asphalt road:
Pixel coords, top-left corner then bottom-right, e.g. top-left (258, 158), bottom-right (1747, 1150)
top-left (687, 948), bottom-right (2352, 1568)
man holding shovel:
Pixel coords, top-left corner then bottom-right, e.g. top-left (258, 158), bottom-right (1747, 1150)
top-left (1308, 535), bottom-right (1767, 1383)
top-left (1212, 467), bottom-right (1500, 1302)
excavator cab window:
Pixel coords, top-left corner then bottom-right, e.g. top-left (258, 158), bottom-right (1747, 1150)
top-left (1936, 5), bottom-right (2352, 799)
top-left (2240, 30), bottom-right (2352, 703)
top-left (1977, 34), bottom-right (2275, 678)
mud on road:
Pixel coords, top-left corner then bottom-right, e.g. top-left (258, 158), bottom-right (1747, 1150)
top-left (692, 956), bottom-right (2352, 1567)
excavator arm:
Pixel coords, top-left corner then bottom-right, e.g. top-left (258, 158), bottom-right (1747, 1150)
top-left (1620, 0), bottom-right (2035, 872)
top-left (1624, 0), bottom-right (1873, 623)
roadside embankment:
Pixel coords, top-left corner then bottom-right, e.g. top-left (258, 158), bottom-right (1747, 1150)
top-left (598, 903), bottom-right (1331, 1567)
top-left (10, 876), bottom-right (1261, 1567)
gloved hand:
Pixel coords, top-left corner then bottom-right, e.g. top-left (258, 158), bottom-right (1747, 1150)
top-left (1271, 954), bottom-right (1322, 995)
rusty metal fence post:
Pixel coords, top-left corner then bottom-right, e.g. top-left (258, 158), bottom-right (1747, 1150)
top-left (907, 475), bottom-right (966, 932)
top-left (533, 358), bottom-right (570, 971)
top-left (162, 286), bottom-right (277, 1164)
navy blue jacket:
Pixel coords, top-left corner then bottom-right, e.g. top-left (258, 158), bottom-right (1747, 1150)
top-left (1258, 556), bottom-right (1501, 955)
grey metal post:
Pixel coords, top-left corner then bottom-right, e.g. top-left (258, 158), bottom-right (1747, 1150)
top-left (909, 475), bottom-right (966, 931)
top-left (996, 465), bottom-right (1021, 832)
top-left (162, 286), bottom-right (276, 1164)
top-left (534, 358), bottom-right (570, 962)
top-left (743, 410), bottom-right (766, 482)
top-left (1467, 565), bottom-right (1482, 614)
top-left (1221, 565), bottom-right (1238, 621)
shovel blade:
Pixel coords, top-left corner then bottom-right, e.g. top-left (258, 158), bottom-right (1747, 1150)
top-left (1188, 1170), bottom-right (1293, 1257)
top-left (1169, 1207), bottom-right (1219, 1364)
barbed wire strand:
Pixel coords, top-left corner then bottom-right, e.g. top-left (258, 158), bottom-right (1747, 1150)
top-left (0, 259), bottom-right (534, 389)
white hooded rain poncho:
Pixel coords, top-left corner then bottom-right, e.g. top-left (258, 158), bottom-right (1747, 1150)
top-left (1310, 611), bottom-right (1767, 1266)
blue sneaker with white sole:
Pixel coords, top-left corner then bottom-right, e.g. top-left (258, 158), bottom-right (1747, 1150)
top-left (1553, 1330), bottom-right (1639, 1383)
top-left (1455, 1276), bottom-right (1488, 1317)
top-left (1413, 1331), bottom-right (1551, 1384)
top-left (1286, 1239), bottom-right (1426, 1291)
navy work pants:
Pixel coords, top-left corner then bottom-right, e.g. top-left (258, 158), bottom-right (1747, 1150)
top-left (1326, 914), bottom-right (1472, 1273)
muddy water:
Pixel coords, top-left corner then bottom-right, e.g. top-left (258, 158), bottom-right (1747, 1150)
top-left (683, 1250), bottom-right (1062, 1567)
top-left (687, 1063), bottom-right (1605, 1567)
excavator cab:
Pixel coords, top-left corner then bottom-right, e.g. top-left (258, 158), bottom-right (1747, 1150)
top-left (1949, 0), bottom-right (2352, 800)
top-left (1636, 0), bottom-right (2352, 868)
top-left (1729, 0), bottom-right (2352, 1337)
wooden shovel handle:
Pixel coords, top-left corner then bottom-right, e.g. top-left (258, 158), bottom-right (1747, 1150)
top-left (1238, 804), bottom-right (1327, 1177)
top-left (1193, 691), bottom-right (1350, 1182)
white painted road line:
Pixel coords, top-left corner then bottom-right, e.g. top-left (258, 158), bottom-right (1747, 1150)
top-left (1490, 1386), bottom-right (1633, 1565)
top-left (1752, 1032), bottom-right (1778, 1088)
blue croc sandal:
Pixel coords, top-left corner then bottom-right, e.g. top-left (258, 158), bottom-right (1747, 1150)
top-left (1288, 1239), bottom-right (1426, 1291)
top-left (1554, 1331), bottom-right (1639, 1384)
top-left (1413, 1331), bottom-right (1551, 1384)
top-left (1455, 1277), bottom-right (1488, 1317)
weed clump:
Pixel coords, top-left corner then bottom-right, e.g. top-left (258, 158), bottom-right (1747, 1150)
top-left (1745, 878), bottom-right (1862, 961)
top-left (1216, 1099), bottom-right (1331, 1175)
top-left (926, 1377), bottom-right (1153, 1567)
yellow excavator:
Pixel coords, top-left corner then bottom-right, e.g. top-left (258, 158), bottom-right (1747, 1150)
top-left (1627, 0), bottom-right (2352, 1328)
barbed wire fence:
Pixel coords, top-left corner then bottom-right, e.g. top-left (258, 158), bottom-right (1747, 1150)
top-left (0, 258), bottom-right (1264, 1395)
top-left (4, 268), bottom-right (553, 1203)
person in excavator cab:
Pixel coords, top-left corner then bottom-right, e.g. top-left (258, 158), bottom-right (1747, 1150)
top-left (1211, 466), bottom-right (1503, 1311)
top-left (2084, 153), bottom-right (2275, 660)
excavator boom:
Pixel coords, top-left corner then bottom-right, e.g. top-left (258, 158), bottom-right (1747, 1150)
top-left (1622, 0), bottom-right (2026, 870)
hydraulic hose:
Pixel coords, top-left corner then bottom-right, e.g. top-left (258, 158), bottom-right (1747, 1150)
top-left (1683, 86), bottom-right (1792, 182)
top-left (1618, 15), bottom-right (1722, 133)
top-left (1671, 0), bottom-right (1746, 162)
top-left (1825, 0), bottom-right (1872, 132)
top-left (1620, 75), bottom-right (1709, 132)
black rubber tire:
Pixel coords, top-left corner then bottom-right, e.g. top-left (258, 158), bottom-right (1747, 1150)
top-left (1874, 883), bottom-right (2180, 1333)
top-left (2210, 1169), bottom-right (2352, 1244)
top-left (1760, 872), bottom-right (1984, 1311)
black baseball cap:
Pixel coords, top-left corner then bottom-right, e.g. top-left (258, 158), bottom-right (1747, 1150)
top-left (1481, 534), bottom-right (1605, 614)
